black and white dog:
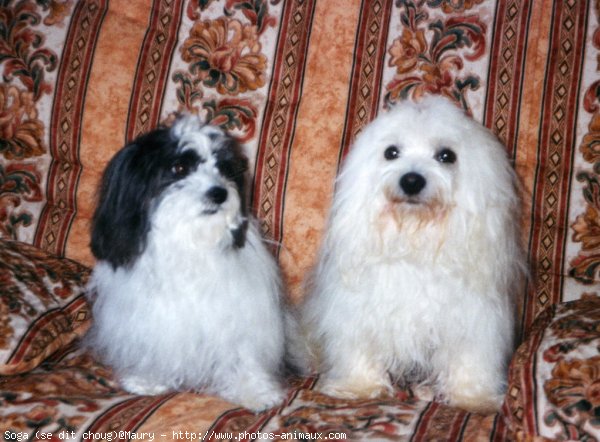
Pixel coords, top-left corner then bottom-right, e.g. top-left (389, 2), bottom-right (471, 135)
top-left (86, 115), bottom-right (287, 411)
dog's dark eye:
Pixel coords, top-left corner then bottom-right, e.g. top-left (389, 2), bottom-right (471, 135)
top-left (435, 148), bottom-right (457, 164)
top-left (170, 150), bottom-right (202, 179)
top-left (384, 145), bottom-right (400, 160)
top-left (171, 163), bottom-right (189, 178)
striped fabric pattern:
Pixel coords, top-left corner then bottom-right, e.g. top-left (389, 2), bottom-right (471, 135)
top-left (1, 0), bottom-right (599, 439)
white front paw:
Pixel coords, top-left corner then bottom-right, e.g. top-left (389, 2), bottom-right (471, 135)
top-left (238, 387), bottom-right (287, 412)
top-left (318, 376), bottom-right (394, 400)
top-left (222, 379), bottom-right (287, 412)
top-left (120, 375), bottom-right (170, 396)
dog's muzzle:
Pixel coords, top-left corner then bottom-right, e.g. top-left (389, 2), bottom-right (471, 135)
top-left (400, 172), bottom-right (426, 196)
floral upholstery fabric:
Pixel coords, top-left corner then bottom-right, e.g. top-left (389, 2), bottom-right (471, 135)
top-left (505, 294), bottom-right (600, 441)
top-left (1, 0), bottom-right (600, 440)
top-left (0, 240), bottom-right (89, 375)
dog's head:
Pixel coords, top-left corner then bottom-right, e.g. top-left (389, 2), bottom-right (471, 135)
top-left (337, 96), bottom-right (517, 230)
top-left (91, 115), bottom-right (249, 269)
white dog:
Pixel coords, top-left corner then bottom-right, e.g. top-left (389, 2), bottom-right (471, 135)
top-left (86, 115), bottom-right (286, 412)
top-left (300, 96), bottom-right (526, 414)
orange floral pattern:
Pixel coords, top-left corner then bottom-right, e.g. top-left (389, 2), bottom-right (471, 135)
top-left (385, 1), bottom-right (486, 109)
top-left (181, 18), bottom-right (267, 95)
top-left (172, 0), bottom-right (278, 141)
top-left (388, 29), bottom-right (428, 74)
top-left (572, 206), bottom-right (600, 252)
top-left (580, 109), bottom-right (600, 164)
top-left (506, 295), bottom-right (600, 440)
top-left (0, 84), bottom-right (46, 160)
top-left (545, 357), bottom-right (600, 424)
top-left (0, 0), bottom-right (69, 240)
top-left (41, 0), bottom-right (74, 26)
top-left (569, 3), bottom-right (600, 287)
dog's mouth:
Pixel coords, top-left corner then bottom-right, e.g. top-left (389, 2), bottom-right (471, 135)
top-left (201, 206), bottom-right (220, 215)
top-left (383, 187), bottom-right (452, 220)
top-left (404, 197), bottom-right (424, 205)
top-left (385, 191), bottom-right (426, 206)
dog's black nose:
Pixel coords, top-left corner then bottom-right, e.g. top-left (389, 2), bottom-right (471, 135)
top-left (206, 186), bottom-right (228, 204)
top-left (400, 172), bottom-right (426, 196)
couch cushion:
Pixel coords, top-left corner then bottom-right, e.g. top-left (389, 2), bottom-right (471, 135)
top-left (0, 239), bottom-right (91, 375)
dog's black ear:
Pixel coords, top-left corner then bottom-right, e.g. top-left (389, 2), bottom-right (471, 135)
top-left (90, 142), bottom-right (152, 269)
top-left (215, 136), bottom-right (249, 248)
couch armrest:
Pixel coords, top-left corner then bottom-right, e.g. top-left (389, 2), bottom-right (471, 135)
top-left (503, 294), bottom-right (600, 441)
top-left (0, 239), bottom-right (91, 375)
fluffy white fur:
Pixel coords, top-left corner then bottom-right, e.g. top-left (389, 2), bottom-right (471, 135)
top-left (86, 117), bottom-right (286, 412)
top-left (300, 96), bottom-right (526, 414)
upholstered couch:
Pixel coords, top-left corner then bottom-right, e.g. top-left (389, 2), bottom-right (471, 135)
top-left (1, 0), bottom-right (599, 440)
